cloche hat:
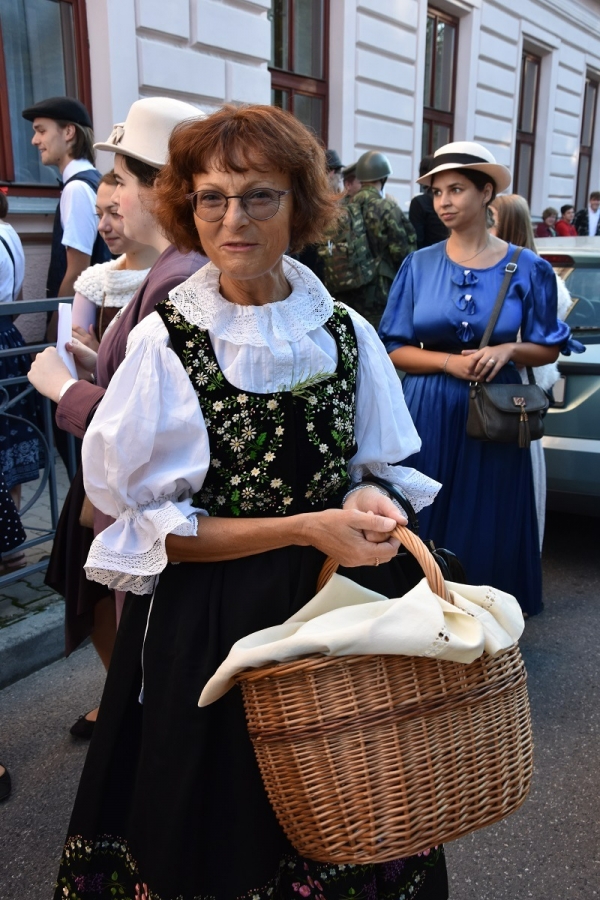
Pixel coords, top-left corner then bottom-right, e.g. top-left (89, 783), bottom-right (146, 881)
top-left (417, 141), bottom-right (511, 193)
top-left (94, 97), bottom-right (204, 169)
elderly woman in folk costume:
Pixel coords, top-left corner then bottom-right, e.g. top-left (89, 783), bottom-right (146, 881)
top-left (52, 105), bottom-right (447, 900)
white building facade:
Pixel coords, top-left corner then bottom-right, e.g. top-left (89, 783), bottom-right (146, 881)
top-left (2, 0), bottom-right (600, 296)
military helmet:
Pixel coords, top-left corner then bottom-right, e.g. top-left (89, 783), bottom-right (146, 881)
top-left (356, 150), bottom-right (393, 182)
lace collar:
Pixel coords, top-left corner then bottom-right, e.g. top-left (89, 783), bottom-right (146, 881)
top-left (73, 256), bottom-right (151, 306)
top-left (167, 255), bottom-right (334, 347)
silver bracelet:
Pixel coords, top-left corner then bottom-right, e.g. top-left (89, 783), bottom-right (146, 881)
top-left (342, 482), bottom-right (405, 514)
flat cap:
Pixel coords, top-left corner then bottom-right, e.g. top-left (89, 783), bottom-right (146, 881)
top-left (22, 96), bottom-right (92, 128)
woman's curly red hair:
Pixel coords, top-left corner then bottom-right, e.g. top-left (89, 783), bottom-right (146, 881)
top-left (154, 104), bottom-right (340, 254)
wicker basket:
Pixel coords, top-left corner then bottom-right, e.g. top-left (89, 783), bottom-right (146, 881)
top-left (236, 526), bottom-right (533, 863)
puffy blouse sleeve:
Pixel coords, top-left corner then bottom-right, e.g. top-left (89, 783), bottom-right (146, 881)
top-left (346, 308), bottom-right (441, 512)
top-left (82, 313), bottom-right (209, 595)
top-left (521, 255), bottom-right (570, 346)
top-left (377, 253), bottom-right (419, 353)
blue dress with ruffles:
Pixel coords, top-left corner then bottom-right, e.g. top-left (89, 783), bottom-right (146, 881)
top-left (379, 242), bottom-right (570, 616)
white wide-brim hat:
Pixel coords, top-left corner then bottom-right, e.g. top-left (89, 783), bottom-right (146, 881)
top-left (94, 97), bottom-right (205, 169)
top-left (417, 141), bottom-right (512, 193)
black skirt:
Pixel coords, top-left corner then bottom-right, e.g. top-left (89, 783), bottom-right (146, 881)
top-left (0, 316), bottom-right (40, 490)
top-left (45, 465), bottom-right (109, 655)
top-left (0, 466), bottom-right (26, 553)
top-left (55, 547), bottom-right (448, 900)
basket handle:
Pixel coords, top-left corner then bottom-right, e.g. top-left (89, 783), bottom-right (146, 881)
top-left (316, 525), bottom-right (452, 604)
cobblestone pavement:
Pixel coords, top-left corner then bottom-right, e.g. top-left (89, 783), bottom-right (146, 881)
top-left (0, 459), bottom-right (70, 629)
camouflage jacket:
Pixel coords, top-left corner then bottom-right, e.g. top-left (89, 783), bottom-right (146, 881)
top-left (338, 184), bottom-right (417, 327)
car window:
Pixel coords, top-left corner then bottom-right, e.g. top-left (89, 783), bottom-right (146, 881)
top-left (561, 266), bottom-right (600, 329)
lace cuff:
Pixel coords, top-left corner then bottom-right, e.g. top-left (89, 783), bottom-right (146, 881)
top-left (348, 462), bottom-right (441, 513)
top-left (84, 497), bottom-right (204, 596)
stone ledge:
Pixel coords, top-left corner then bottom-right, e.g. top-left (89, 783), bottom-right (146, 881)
top-left (0, 601), bottom-right (65, 690)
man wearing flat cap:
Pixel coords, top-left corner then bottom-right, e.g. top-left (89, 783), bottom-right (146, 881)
top-left (22, 96), bottom-right (110, 321)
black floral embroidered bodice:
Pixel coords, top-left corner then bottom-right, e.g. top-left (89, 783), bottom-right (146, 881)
top-left (156, 299), bottom-right (359, 517)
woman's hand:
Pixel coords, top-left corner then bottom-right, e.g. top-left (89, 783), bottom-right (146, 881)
top-left (72, 324), bottom-right (100, 353)
top-left (298, 507), bottom-right (401, 568)
top-left (66, 336), bottom-right (98, 379)
top-left (27, 348), bottom-right (74, 402)
top-left (343, 486), bottom-right (407, 543)
top-left (441, 353), bottom-right (481, 382)
top-left (462, 344), bottom-right (515, 382)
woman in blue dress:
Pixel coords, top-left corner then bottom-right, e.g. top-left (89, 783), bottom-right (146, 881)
top-left (379, 141), bottom-right (570, 617)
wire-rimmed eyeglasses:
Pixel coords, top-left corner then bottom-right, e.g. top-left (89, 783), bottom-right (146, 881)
top-left (185, 187), bottom-right (292, 222)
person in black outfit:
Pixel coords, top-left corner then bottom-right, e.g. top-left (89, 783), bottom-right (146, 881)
top-left (409, 155), bottom-right (449, 249)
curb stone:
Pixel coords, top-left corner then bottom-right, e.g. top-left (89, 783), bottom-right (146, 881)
top-left (0, 600), bottom-right (66, 689)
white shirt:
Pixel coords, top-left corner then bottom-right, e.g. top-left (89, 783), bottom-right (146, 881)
top-left (60, 159), bottom-right (99, 255)
top-left (82, 257), bottom-right (441, 595)
top-left (588, 205), bottom-right (600, 236)
top-left (0, 221), bottom-right (25, 303)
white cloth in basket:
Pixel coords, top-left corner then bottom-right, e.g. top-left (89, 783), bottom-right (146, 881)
top-left (199, 574), bottom-right (524, 706)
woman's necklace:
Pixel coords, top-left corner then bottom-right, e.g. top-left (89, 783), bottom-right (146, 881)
top-left (452, 237), bottom-right (491, 265)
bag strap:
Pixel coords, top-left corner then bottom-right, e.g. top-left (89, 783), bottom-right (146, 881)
top-left (0, 235), bottom-right (16, 300)
top-left (478, 247), bottom-right (537, 385)
top-left (478, 246), bottom-right (523, 349)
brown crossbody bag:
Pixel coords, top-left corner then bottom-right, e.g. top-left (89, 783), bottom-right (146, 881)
top-left (466, 247), bottom-right (549, 448)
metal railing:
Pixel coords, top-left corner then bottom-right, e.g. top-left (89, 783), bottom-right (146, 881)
top-left (0, 297), bottom-right (76, 587)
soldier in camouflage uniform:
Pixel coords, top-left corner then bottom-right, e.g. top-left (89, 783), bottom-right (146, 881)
top-left (337, 151), bottom-right (416, 327)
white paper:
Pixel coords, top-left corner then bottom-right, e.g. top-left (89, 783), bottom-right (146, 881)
top-left (57, 303), bottom-right (78, 380)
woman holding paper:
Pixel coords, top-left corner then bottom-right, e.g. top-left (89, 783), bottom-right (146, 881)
top-left (52, 105), bottom-right (447, 900)
top-left (43, 171), bottom-right (159, 737)
top-left (28, 98), bottom-right (207, 738)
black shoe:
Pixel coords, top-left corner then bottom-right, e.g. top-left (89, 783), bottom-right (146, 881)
top-left (70, 714), bottom-right (96, 739)
top-left (0, 765), bottom-right (11, 802)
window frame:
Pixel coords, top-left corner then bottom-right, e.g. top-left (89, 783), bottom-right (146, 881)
top-left (422, 6), bottom-right (459, 158)
top-left (576, 76), bottom-right (598, 211)
top-left (0, 0), bottom-right (92, 195)
top-left (269, 0), bottom-right (330, 144)
top-left (514, 51), bottom-right (541, 206)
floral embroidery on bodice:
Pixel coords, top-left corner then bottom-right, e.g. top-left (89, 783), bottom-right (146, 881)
top-left (156, 299), bottom-right (358, 518)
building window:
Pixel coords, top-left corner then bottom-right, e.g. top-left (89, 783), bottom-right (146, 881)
top-left (514, 52), bottom-right (540, 204)
top-left (576, 77), bottom-right (598, 210)
top-left (269, 0), bottom-right (329, 142)
top-left (422, 8), bottom-right (458, 157)
top-left (0, 0), bottom-right (91, 191)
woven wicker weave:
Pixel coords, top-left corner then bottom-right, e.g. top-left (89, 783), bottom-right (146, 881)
top-left (236, 526), bottom-right (533, 863)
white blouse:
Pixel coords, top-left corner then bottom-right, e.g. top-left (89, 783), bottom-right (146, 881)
top-left (82, 257), bottom-right (441, 595)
